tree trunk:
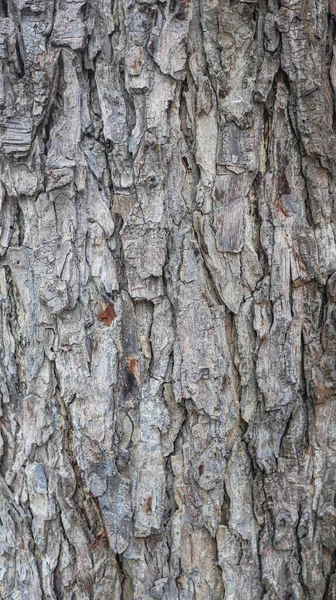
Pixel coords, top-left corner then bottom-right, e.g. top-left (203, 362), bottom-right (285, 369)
top-left (0, 0), bottom-right (336, 598)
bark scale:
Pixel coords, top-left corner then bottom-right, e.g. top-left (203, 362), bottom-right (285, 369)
top-left (0, 0), bottom-right (336, 598)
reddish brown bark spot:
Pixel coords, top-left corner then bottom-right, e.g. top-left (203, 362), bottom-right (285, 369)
top-left (127, 357), bottom-right (139, 379)
top-left (122, 357), bottom-right (140, 400)
top-left (95, 304), bottom-right (116, 326)
top-left (145, 496), bottom-right (152, 514)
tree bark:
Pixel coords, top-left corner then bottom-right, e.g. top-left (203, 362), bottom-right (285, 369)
top-left (0, 0), bottom-right (336, 598)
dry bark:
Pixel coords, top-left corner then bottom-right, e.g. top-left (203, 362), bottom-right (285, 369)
top-left (0, 0), bottom-right (336, 598)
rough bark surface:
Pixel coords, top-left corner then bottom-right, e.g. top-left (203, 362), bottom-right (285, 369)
top-left (1, 0), bottom-right (336, 598)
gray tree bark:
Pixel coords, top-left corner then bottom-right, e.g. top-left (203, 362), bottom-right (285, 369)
top-left (0, 0), bottom-right (336, 598)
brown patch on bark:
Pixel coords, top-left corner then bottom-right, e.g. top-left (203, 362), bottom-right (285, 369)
top-left (96, 303), bottom-right (116, 326)
top-left (145, 496), bottom-right (152, 514)
top-left (122, 357), bottom-right (140, 400)
top-left (127, 357), bottom-right (140, 382)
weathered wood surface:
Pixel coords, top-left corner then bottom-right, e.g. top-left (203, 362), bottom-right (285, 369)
top-left (0, 0), bottom-right (336, 598)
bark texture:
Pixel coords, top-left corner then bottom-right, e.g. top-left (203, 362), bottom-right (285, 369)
top-left (1, 0), bottom-right (336, 598)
